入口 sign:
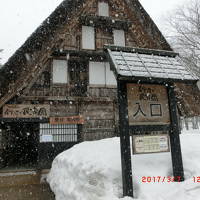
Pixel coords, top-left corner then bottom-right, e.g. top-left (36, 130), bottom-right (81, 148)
top-left (132, 134), bottom-right (170, 154)
top-left (127, 83), bottom-right (170, 125)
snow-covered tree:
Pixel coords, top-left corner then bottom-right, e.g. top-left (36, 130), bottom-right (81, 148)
top-left (166, 0), bottom-right (200, 77)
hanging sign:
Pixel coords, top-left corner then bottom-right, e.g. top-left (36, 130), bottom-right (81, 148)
top-left (3, 104), bottom-right (50, 118)
top-left (127, 83), bottom-right (170, 125)
top-left (50, 115), bottom-right (84, 125)
top-left (132, 134), bottom-right (170, 154)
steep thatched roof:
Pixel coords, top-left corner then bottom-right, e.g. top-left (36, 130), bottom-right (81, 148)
top-left (0, 0), bottom-right (85, 98)
top-left (0, 0), bottom-right (171, 93)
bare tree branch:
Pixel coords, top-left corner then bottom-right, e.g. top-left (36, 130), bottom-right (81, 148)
top-left (165, 0), bottom-right (200, 77)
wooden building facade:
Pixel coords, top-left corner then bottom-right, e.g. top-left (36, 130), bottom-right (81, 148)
top-left (0, 0), bottom-right (199, 169)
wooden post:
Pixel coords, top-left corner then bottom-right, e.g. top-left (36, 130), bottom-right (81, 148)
top-left (117, 80), bottom-right (133, 197)
top-left (168, 84), bottom-right (184, 181)
top-left (179, 117), bottom-right (183, 131)
top-left (195, 116), bottom-right (199, 129)
top-left (185, 118), bottom-right (189, 130)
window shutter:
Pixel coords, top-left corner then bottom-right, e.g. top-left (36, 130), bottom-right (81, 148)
top-left (82, 26), bottom-right (95, 50)
top-left (113, 29), bottom-right (125, 47)
top-left (98, 2), bottom-right (109, 17)
top-left (105, 63), bottom-right (117, 86)
top-left (53, 60), bottom-right (68, 83)
top-left (89, 62), bottom-right (106, 85)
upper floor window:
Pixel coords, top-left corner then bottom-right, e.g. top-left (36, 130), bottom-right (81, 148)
top-left (113, 29), bottom-right (125, 47)
top-left (52, 59), bottom-right (68, 84)
top-left (89, 62), bottom-right (117, 86)
top-left (82, 26), bottom-right (95, 50)
top-left (98, 1), bottom-right (109, 17)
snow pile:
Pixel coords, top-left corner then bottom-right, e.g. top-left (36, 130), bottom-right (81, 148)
top-left (47, 131), bottom-right (200, 200)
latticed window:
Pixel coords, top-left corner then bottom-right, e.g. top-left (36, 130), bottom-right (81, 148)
top-left (39, 124), bottom-right (78, 143)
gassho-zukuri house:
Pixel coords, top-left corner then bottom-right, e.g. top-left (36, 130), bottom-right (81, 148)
top-left (0, 0), bottom-right (199, 169)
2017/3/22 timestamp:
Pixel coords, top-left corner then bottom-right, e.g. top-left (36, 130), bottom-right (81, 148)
top-left (141, 176), bottom-right (200, 183)
top-left (193, 177), bottom-right (200, 183)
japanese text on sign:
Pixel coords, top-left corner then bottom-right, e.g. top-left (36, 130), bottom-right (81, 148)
top-left (127, 84), bottom-right (170, 125)
top-left (50, 116), bottom-right (84, 125)
top-left (3, 104), bottom-right (50, 118)
top-left (132, 134), bottom-right (170, 154)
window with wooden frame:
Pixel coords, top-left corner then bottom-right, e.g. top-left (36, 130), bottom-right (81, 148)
top-left (52, 59), bottom-right (68, 84)
top-left (89, 62), bottom-right (117, 86)
top-left (98, 1), bottom-right (109, 17)
top-left (82, 26), bottom-right (95, 50)
top-left (113, 29), bottom-right (126, 47)
top-left (68, 60), bottom-right (88, 96)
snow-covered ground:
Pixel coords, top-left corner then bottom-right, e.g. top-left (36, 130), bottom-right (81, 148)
top-left (47, 129), bottom-right (200, 200)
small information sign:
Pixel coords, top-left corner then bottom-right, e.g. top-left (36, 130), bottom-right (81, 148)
top-left (127, 83), bottom-right (170, 125)
top-left (40, 135), bottom-right (53, 143)
top-left (50, 115), bottom-right (84, 125)
top-left (132, 134), bottom-right (170, 154)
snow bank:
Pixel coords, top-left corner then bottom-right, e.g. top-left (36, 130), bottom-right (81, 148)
top-left (47, 132), bottom-right (200, 200)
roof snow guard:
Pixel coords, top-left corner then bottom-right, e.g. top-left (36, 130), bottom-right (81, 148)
top-left (106, 46), bottom-right (198, 82)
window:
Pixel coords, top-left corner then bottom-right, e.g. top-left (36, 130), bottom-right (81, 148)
top-left (40, 124), bottom-right (78, 143)
top-left (68, 60), bottom-right (88, 96)
top-left (113, 29), bottom-right (125, 47)
top-left (89, 62), bottom-right (105, 85)
top-left (105, 62), bottom-right (117, 85)
top-left (98, 2), bottom-right (109, 17)
top-left (53, 60), bottom-right (68, 83)
top-left (82, 26), bottom-right (95, 50)
top-left (89, 62), bottom-right (117, 86)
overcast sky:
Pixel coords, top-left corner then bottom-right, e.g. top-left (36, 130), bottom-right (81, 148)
top-left (0, 0), bottom-right (188, 64)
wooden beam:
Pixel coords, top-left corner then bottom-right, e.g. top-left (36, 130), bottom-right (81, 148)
top-left (80, 15), bottom-right (131, 31)
top-left (117, 80), bottom-right (133, 197)
top-left (168, 83), bottom-right (184, 181)
top-left (23, 60), bottom-right (50, 95)
top-left (104, 45), bottom-right (179, 57)
top-left (19, 95), bottom-right (115, 102)
top-left (52, 49), bottom-right (107, 61)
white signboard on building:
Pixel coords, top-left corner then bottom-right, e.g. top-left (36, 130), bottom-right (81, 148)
top-left (132, 134), bottom-right (170, 154)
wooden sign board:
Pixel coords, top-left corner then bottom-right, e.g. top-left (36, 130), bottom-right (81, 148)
top-left (50, 115), bottom-right (84, 125)
top-left (132, 134), bottom-right (170, 154)
top-left (127, 83), bottom-right (170, 125)
top-left (3, 104), bottom-right (50, 118)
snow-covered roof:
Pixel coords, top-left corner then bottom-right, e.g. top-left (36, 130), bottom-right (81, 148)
top-left (107, 47), bottom-right (198, 81)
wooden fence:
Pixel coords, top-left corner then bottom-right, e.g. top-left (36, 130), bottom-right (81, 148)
top-left (180, 116), bottom-right (200, 131)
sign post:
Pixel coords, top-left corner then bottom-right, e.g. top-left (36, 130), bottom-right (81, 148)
top-left (168, 84), bottom-right (184, 181)
top-left (105, 46), bottom-right (196, 198)
top-left (117, 80), bottom-right (133, 197)
top-left (117, 81), bottom-right (185, 198)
